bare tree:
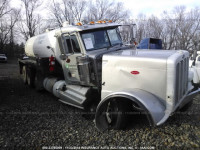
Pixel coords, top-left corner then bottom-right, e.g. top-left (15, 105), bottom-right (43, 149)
top-left (9, 9), bottom-right (20, 53)
top-left (145, 16), bottom-right (163, 38)
top-left (159, 11), bottom-right (177, 50)
top-left (67, 0), bottom-right (87, 22)
top-left (49, 0), bottom-right (65, 27)
top-left (0, 0), bottom-right (11, 18)
top-left (0, 0), bottom-right (10, 49)
top-left (0, 0), bottom-right (20, 54)
top-left (48, 0), bottom-right (130, 27)
top-left (49, 0), bottom-right (86, 27)
top-left (175, 6), bottom-right (200, 50)
top-left (18, 0), bottom-right (42, 40)
top-left (86, 0), bottom-right (129, 23)
top-left (87, 0), bottom-right (113, 21)
top-left (134, 6), bottom-right (200, 51)
top-left (134, 14), bottom-right (146, 43)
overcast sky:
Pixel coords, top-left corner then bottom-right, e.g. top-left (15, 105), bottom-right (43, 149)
top-left (11, 0), bottom-right (200, 18)
top-left (120, 0), bottom-right (200, 17)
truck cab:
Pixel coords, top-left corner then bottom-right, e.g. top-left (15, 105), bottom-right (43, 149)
top-left (58, 23), bottom-right (123, 88)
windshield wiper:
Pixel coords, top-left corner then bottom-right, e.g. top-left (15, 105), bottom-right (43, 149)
top-left (107, 43), bottom-right (122, 50)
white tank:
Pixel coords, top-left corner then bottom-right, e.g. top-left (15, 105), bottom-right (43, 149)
top-left (25, 30), bottom-right (62, 63)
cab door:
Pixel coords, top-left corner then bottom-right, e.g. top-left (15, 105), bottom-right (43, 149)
top-left (62, 33), bottom-right (82, 84)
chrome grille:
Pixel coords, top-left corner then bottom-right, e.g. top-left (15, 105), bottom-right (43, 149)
top-left (175, 57), bottom-right (189, 104)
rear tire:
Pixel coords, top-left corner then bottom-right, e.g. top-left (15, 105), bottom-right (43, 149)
top-left (34, 71), bottom-right (44, 91)
top-left (27, 68), bottom-right (35, 87)
top-left (22, 66), bottom-right (27, 84)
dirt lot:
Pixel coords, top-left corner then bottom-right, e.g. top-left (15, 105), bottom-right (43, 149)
top-left (0, 58), bottom-right (200, 149)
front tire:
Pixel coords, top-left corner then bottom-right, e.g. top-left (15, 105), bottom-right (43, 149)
top-left (105, 100), bottom-right (125, 129)
top-left (95, 99), bottom-right (128, 131)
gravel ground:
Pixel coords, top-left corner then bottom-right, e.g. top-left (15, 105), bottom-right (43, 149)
top-left (0, 58), bottom-right (200, 150)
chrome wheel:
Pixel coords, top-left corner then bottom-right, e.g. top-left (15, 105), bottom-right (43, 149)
top-left (105, 100), bottom-right (120, 127)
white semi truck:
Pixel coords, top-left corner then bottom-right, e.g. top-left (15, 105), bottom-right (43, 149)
top-left (18, 21), bottom-right (199, 131)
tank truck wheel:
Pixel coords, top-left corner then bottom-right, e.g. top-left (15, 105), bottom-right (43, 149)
top-left (104, 100), bottom-right (126, 130)
top-left (22, 66), bottom-right (27, 84)
top-left (27, 72), bottom-right (30, 86)
top-left (27, 68), bottom-right (35, 87)
top-left (34, 71), bottom-right (44, 91)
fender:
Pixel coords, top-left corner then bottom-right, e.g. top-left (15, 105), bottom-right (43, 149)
top-left (95, 89), bottom-right (166, 131)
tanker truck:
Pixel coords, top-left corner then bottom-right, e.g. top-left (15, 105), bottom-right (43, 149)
top-left (18, 21), bottom-right (199, 131)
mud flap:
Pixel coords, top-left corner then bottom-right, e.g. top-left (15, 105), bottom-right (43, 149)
top-left (95, 89), bottom-right (166, 132)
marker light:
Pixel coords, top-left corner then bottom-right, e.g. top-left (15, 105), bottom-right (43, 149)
top-left (108, 20), bottom-right (112, 23)
top-left (97, 20), bottom-right (103, 24)
top-left (76, 22), bottom-right (82, 26)
top-left (134, 41), bottom-right (137, 45)
top-left (89, 21), bottom-right (95, 25)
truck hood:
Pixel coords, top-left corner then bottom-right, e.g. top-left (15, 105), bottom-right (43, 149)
top-left (101, 49), bottom-right (189, 106)
top-left (102, 49), bottom-right (180, 70)
top-left (87, 48), bottom-right (177, 60)
top-left (107, 49), bottom-right (177, 59)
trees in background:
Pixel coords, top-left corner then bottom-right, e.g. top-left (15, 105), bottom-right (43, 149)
top-left (0, 0), bottom-right (42, 56)
top-left (85, 0), bottom-right (129, 22)
top-left (48, 0), bottom-right (129, 27)
top-left (1, 0), bottom-right (200, 57)
top-left (49, 0), bottom-right (87, 27)
top-left (18, 0), bottom-right (42, 41)
top-left (0, 0), bottom-right (21, 56)
top-left (0, 0), bottom-right (12, 50)
top-left (134, 6), bottom-right (200, 51)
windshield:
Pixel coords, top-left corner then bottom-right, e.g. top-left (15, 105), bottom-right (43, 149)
top-left (81, 28), bottom-right (122, 51)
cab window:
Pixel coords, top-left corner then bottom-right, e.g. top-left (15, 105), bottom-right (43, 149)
top-left (107, 29), bottom-right (122, 46)
top-left (65, 35), bottom-right (81, 53)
